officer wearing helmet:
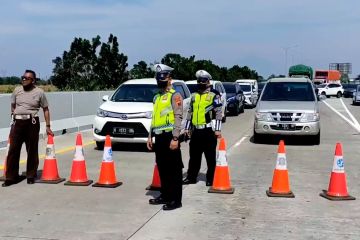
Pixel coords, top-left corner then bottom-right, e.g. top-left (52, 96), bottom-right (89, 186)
top-left (183, 70), bottom-right (222, 186)
top-left (147, 64), bottom-right (184, 210)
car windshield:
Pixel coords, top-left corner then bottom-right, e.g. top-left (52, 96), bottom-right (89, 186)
top-left (238, 84), bottom-right (251, 92)
top-left (186, 84), bottom-right (198, 93)
top-left (343, 84), bottom-right (357, 90)
top-left (111, 84), bottom-right (159, 102)
top-left (261, 82), bottom-right (315, 101)
top-left (318, 84), bottom-right (327, 88)
top-left (223, 84), bottom-right (236, 93)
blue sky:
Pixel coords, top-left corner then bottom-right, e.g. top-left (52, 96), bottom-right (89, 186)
top-left (0, 0), bottom-right (359, 79)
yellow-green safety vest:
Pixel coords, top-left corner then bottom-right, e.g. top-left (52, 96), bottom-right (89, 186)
top-left (192, 92), bottom-right (215, 126)
top-left (151, 89), bottom-right (176, 131)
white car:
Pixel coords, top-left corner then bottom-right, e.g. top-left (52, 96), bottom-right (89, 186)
top-left (185, 80), bottom-right (227, 122)
top-left (236, 79), bottom-right (258, 107)
top-left (93, 78), bottom-right (191, 149)
top-left (317, 83), bottom-right (344, 98)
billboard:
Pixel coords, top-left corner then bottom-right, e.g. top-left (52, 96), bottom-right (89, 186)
top-left (329, 63), bottom-right (352, 75)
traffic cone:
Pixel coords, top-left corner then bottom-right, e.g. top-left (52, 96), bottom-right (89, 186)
top-left (0, 137), bottom-right (10, 181)
top-left (37, 135), bottom-right (65, 184)
top-left (208, 137), bottom-right (234, 194)
top-left (64, 133), bottom-right (93, 186)
top-left (92, 135), bottom-right (122, 188)
top-left (320, 143), bottom-right (355, 200)
top-left (146, 162), bottom-right (161, 191)
top-left (266, 140), bottom-right (295, 198)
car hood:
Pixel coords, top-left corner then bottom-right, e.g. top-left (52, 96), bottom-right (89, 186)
top-left (99, 101), bottom-right (153, 113)
top-left (257, 101), bottom-right (318, 113)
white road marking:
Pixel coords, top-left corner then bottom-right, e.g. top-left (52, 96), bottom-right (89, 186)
top-left (323, 100), bottom-right (360, 132)
top-left (340, 98), bottom-right (360, 128)
top-left (228, 136), bottom-right (248, 155)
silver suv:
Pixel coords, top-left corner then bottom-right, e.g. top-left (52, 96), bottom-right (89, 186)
top-left (253, 77), bottom-right (320, 144)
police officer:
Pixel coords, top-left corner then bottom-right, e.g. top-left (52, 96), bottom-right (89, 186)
top-left (2, 70), bottom-right (54, 187)
top-left (147, 64), bottom-right (184, 210)
top-left (182, 70), bottom-right (222, 186)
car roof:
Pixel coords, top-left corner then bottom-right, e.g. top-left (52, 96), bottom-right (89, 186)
top-left (268, 77), bottom-right (311, 83)
top-left (123, 78), bottom-right (185, 85)
top-left (185, 80), bottom-right (222, 85)
top-left (236, 79), bottom-right (257, 82)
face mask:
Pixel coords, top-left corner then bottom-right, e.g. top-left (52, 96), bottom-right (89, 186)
top-left (197, 84), bottom-right (207, 91)
top-left (23, 83), bottom-right (34, 91)
top-left (157, 80), bottom-right (168, 89)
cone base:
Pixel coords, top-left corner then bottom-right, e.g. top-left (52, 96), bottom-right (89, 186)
top-left (64, 180), bottom-right (93, 186)
top-left (92, 181), bottom-right (122, 188)
top-left (208, 187), bottom-right (234, 194)
top-left (266, 188), bottom-right (295, 198)
top-left (36, 178), bottom-right (66, 184)
top-left (320, 190), bottom-right (355, 201)
top-left (0, 176), bottom-right (5, 181)
top-left (146, 185), bottom-right (161, 191)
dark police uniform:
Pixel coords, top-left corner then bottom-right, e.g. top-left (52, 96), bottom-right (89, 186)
top-left (183, 70), bottom-right (222, 186)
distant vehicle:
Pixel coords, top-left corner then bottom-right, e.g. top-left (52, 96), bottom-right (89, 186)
top-left (93, 78), bottom-right (191, 149)
top-left (316, 83), bottom-right (344, 98)
top-left (185, 80), bottom-right (227, 122)
top-left (353, 85), bottom-right (360, 105)
top-left (288, 64), bottom-right (313, 80)
top-left (235, 79), bottom-right (258, 107)
top-left (222, 82), bottom-right (245, 116)
top-left (342, 84), bottom-right (358, 98)
top-left (313, 70), bottom-right (341, 84)
top-left (254, 77), bottom-right (320, 145)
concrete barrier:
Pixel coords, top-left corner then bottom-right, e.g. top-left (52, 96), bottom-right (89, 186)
top-left (0, 90), bottom-right (113, 147)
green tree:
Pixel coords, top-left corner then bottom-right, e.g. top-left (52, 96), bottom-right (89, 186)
top-left (161, 53), bottom-right (196, 80)
top-left (129, 61), bottom-right (154, 79)
top-left (340, 73), bottom-right (349, 84)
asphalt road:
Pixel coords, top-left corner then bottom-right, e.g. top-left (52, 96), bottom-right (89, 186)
top-left (0, 98), bottom-right (359, 240)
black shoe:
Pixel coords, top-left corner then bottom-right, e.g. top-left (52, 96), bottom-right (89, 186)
top-left (27, 178), bottom-right (35, 184)
top-left (182, 178), bottom-right (197, 185)
top-left (206, 181), bottom-right (212, 186)
top-left (149, 196), bottom-right (168, 205)
top-left (163, 201), bottom-right (182, 211)
top-left (2, 180), bottom-right (17, 187)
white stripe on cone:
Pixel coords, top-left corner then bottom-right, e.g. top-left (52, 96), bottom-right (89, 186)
top-left (103, 146), bottom-right (113, 162)
top-left (332, 155), bottom-right (345, 173)
top-left (216, 150), bottom-right (228, 166)
top-left (275, 153), bottom-right (287, 170)
top-left (73, 146), bottom-right (85, 161)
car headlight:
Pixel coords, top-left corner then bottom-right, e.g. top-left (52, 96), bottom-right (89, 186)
top-left (299, 113), bottom-right (319, 122)
top-left (255, 112), bottom-right (272, 121)
top-left (96, 108), bottom-right (109, 117)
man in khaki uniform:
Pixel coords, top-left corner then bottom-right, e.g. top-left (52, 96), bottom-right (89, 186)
top-left (2, 70), bottom-right (54, 187)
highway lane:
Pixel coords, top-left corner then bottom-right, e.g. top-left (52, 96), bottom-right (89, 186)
top-left (0, 100), bottom-right (360, 240)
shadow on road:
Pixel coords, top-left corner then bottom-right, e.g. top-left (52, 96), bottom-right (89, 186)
top-left (250, 135), bottom-right (319, 146)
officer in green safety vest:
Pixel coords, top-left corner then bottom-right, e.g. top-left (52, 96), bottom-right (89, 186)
top-left (183, 70), bottom-right (222, 186)
top-left (147, 64), bottom-right (184, 211)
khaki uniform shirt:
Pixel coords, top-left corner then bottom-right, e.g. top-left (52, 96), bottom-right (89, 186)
top-left (11, 86), bottom-right (49, 115)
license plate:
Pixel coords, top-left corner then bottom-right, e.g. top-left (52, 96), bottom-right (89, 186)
top-left (278, 124), bottom-right (295, 130)
top-left (113, 127), bottom-right (134, 135)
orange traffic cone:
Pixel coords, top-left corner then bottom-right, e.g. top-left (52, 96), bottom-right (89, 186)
top-left (320, 143), bottom-right (355, 200)
top-left (65, 133), bottom-right (93, 186)
top-left (266, 140), bottom-right (295, 198)
top-left (208, 137), bottom-right (234, 194)
top-left (0, 137), bottom-right (10, 181)
top-left (146, 162), bottom-right (161, 191)
top-left (92, 135), bottom-right (122, 188)
top-left (37, 135), bottom-right (65, 184)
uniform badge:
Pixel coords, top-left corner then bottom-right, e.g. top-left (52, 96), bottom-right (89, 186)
top-left (175, 95), bottom-right (182, 106)
top-left (162, 94), bottom-right (168, 101)
top-left (156, 65), bottom-right (162, 72)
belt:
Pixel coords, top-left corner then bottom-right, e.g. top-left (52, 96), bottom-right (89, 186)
top-left (153, 129), bottom-right (172, 135)
top-left (14, 114), bottom-right (38, 120)
top-left (194, 123), bottom-right (212, 129)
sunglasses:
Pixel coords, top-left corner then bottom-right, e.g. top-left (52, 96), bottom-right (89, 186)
top-left (155, 72), bottom-right (170, 81)
top-left (21, 76), bottom-right (34, 81)
top-left (197, 77), bottom-right (209, 83)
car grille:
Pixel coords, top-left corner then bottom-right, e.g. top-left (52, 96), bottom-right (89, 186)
top-left (270, 125), bottom-right (303, 131)
top-left (270, 112), bottom-right (302, 122)
top-left (98, 122), bottom-right (148, 138)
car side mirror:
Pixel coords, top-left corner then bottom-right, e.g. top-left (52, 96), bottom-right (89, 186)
top-left (102, 95), bottom-right (109, 102)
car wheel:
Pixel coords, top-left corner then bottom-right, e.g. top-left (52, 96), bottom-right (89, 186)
top-left (96, 141), bottom-right (104, 150)
top-left (253, 130), bottom-right (261, 144)
top-left (222, 108), bottom-right (227, 123)
top-left (312, 132), bottom-right (320, 145)
top-left (336, 91), bottom-right (342, 98)
top-left (233, 104), bottom-right (239, 116)
top-left (321, 91), bottom-right (326, 98)
top-left (240, 103), bottom-right (245, 113)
